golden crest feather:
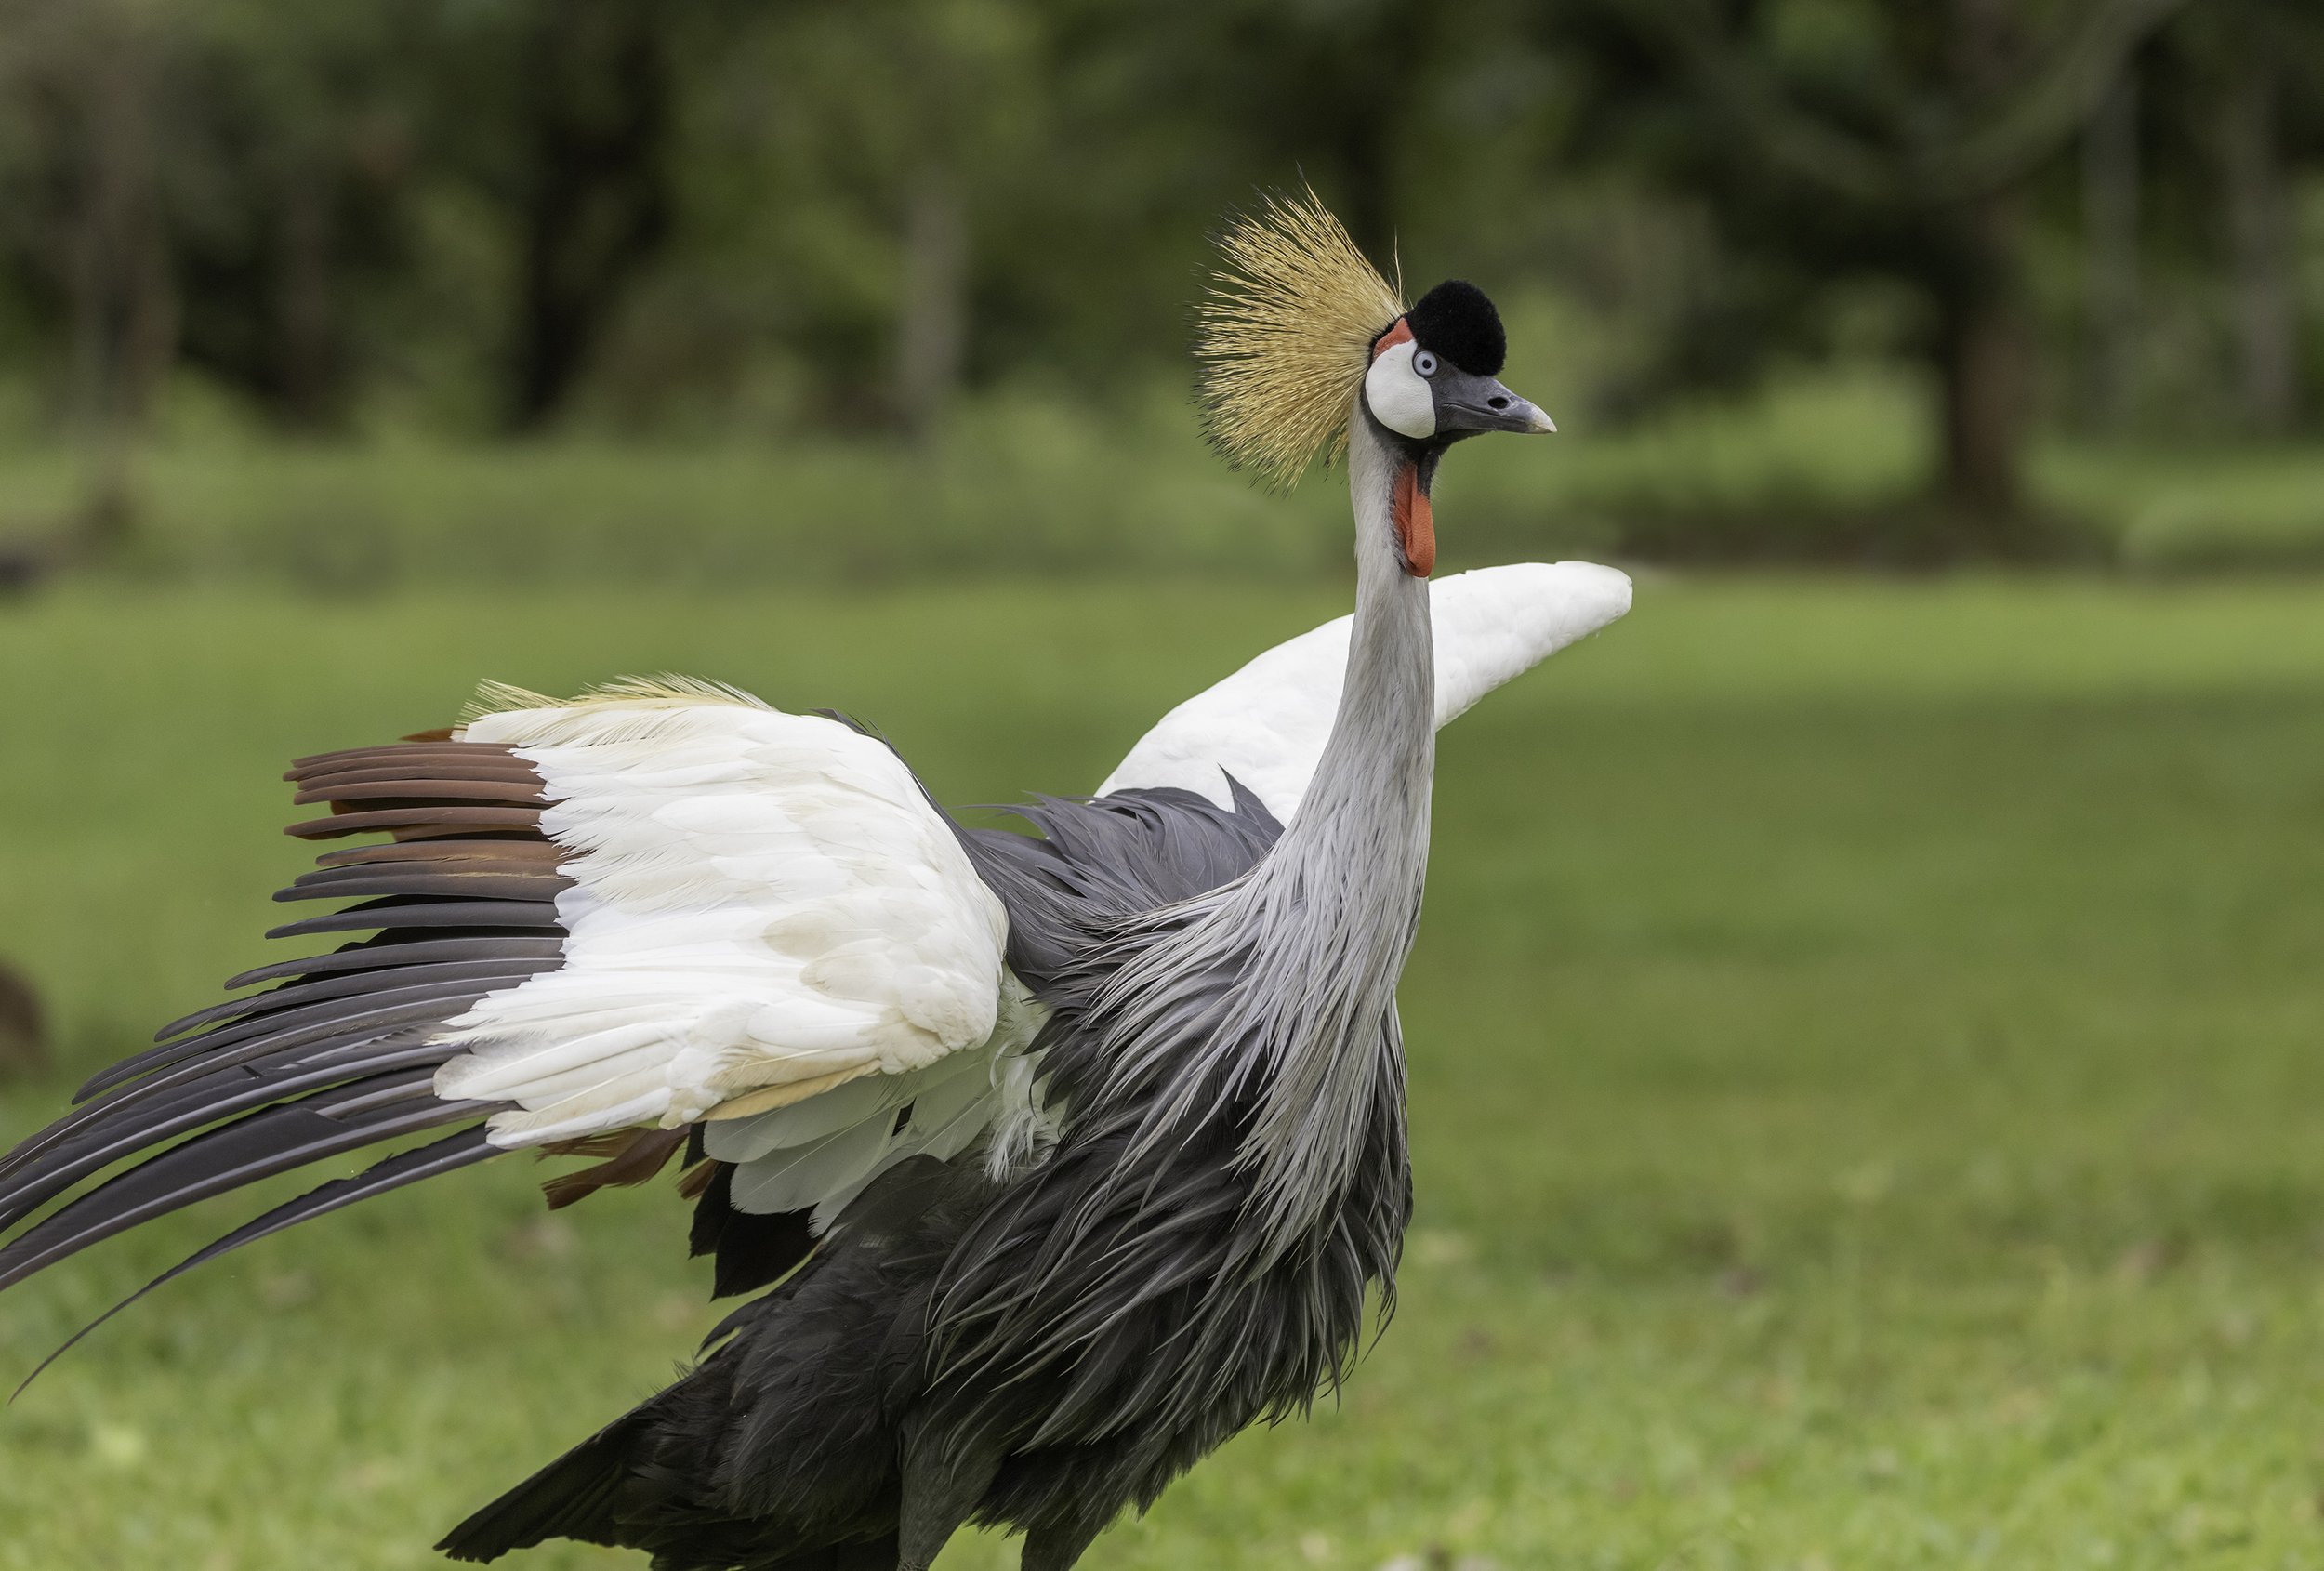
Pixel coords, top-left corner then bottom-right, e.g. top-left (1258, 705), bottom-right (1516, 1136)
top-left (1195, 188), bottom-right (1406, 491)
top-left (460, 673), bottom-right (770, 724)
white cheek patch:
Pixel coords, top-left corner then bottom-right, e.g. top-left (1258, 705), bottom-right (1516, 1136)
top-left (1365, 338), bottom-right (1435, 440)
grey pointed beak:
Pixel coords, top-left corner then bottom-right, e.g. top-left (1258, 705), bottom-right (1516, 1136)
top-left (1433, 369), bottom-right (1555, 436)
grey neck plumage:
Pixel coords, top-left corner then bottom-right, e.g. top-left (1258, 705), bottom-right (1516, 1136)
top-left (1280, 410), bottom-right (1435, 852)
top-left (1214, 407), bottom-right (1433, 1256)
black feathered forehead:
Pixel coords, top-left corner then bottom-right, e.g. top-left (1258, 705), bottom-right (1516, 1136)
top-left (1403, 279), bottom-right (1505, 376)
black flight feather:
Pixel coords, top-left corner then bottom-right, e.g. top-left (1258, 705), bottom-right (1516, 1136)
top-left (0, 736), bottom-right (574, 1371)
top-left (0, 1076), bottom-right (485, 1291)
top-left (151, 957), bottom-right (559, 1044)
top-left (274, 868), bottom-right (574, 904)
top-left (52, 976), bottom-right (532, 1128)
top-left (0, 1036), bottom-right (463, 1229)
top-left (218, 934), bottom-right (566, 995)
top-left (265, 897), bottom-right (563, 940)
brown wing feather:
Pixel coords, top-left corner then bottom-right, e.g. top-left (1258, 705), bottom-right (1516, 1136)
top-left (539, 1127), bottom-right (692, 1210)
top-left (288, 806), bottom-right (548, 839)
top-left (0, 737), bottom-right (587, 1313)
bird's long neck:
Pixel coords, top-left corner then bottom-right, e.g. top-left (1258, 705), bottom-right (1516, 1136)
top-left (1221, 408), bottom-right (1433, 1254)
top-left (1275, 412), bottom-right (1435, 867)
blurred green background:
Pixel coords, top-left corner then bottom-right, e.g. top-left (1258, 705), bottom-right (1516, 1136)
top-left (2, 2), bottom-right (2324, 1568)
top-left (0, 0), bottom-right (2318, 576)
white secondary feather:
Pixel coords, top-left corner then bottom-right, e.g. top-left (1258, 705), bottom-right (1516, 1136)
top-left (708, 976), bottom-right (1045, 1228)
top-left (429, 691), bottom-right (1012, 1156)
top-left (1099, 561), bottom-right (1633, 820)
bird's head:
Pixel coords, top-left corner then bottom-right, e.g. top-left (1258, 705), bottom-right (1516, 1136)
top-left (1358, 280), bottom-right (1552, 576)
top-left (1363, 281), bottom-right (1553, 447)
top-left (1195, 191), bottom-right (1553, 579)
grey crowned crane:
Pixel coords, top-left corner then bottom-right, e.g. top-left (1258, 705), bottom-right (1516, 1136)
top-left (0, 191), bottom-right (1629, 1570)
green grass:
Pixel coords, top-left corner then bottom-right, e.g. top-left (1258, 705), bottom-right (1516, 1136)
top-left (2, 575), bottom-right (2324, 1568)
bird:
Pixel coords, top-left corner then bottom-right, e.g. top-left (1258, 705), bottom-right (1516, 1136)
top-left (0, 191), bottom-right (1628, 1570)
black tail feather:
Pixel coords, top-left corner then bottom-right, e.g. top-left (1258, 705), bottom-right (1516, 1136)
top-left (437, 1409), bottom-right (647, 1563)
top-left (689, 1160), bottom-right (818, 1300)
top-left (0, 1037), bottom-right (463, 1230)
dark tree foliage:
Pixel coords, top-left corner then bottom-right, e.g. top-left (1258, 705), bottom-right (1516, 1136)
top-left (0, 0), bottom-right (2310, 536)
top-left (165, 7), bottom-right (422, 429)
top-left (1544, 0), bottom-right (2199, 538)
top-left (501, 0), bottom-right (678, 432)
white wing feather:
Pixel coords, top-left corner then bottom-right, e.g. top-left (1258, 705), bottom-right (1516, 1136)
top-left (1099, 561), bottom-right (1632, 820)
top-left (430, 695), bottom-right (1010, 1154)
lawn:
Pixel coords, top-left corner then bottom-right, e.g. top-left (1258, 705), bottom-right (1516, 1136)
top-left (1, 573), bottom-right (2322, 1569)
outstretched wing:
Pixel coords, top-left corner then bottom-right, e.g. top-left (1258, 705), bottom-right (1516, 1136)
top-left (1100, 561), bottom-right (1632, 820)
top-left (0, 678), bottom-right (1015, 1314)
top-left (441, 680), bottom-right (1007, 1142)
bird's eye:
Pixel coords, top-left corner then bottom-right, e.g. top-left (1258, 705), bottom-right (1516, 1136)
top-left (1413, 350), bottom-right (1438, 376)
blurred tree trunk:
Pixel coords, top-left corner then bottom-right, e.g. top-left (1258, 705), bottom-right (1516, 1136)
top-left (2212, 27), bottom-right (2295, 434)
top-left (2081, 67), bottom-right (2140, 431)
top-left (1934, 192), bottom-right (2030, 524)
top-left (0, 960), bottom-right (46, 1080)
top-left (1931, 0), bottom-right (2030, 526)
top-left (894, 167), bottom-right (967, 441)
top-left (505, 0), bottom-right (674, 432)
top-left (62, 13), bottom-right (174, 559)
top-left (276, 152), bottom-right (338, 429)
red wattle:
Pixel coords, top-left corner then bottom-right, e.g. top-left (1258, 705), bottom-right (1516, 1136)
top-left (1393, 464), bottom-right (1434, 577)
